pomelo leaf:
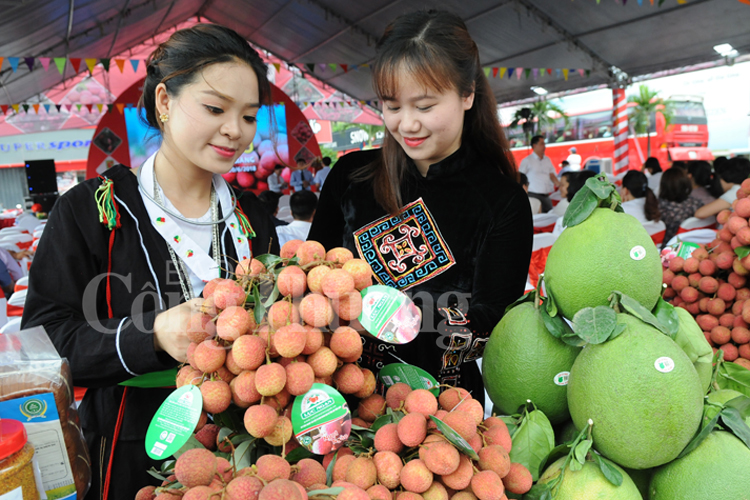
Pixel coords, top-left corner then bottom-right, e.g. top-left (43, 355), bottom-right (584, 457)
top-left (505, 290), bottom-right (536, 314)
top-left (563, 185), bottom-right (598, 228)
top-left (652, 298), bottom-right (680, 337)
top-left (571, 306), bottom-right (617, 345)
top-left (569, 459), bottom-right (583, 471)
top-left (545, 289), bottom-right (559, 318)
top-left (735, 246), bottom-right (750, 259)
top-left (574, 439), bottom-right (592, 464)
top-left (609, 323), bottom-right (626, 341)
top-left (540, 302), bottom-right (572, 340)
top-left (585, 175), bottom-right (614, 200)
top-left (499, 415), bottom-right (520, 437)
top-left (561, 332), bottom-right (587, 347)
top-left (510, 410), bottom-right (555, 480)
top-left (594, 454), bottom-right (623, 486)
top-left (725, 395), bottom-right (750, 418)
top-left (429, 415), bottom-right (479, 460)
top-left (523, 482), bottom-right (553, 500)
top-left (717, 362), bottom-right (750, 397)
top-left (539, 443), bottom-right (571, 474)
top-left (613, 291), bottom-right (672, 338)
top-left (677, 410), bottom-right (721, 459)
top-left (719, 406), bottom-right (750, 449)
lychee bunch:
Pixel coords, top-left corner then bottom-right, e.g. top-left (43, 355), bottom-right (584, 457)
top-left (661, 180), bottom-right (750, 370)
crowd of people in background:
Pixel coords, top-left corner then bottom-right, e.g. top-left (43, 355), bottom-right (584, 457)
top-left (519, 136), bottom-right (750, 248)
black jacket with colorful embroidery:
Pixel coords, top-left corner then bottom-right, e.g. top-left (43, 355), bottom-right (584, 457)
top-left (308, 147), bottom-right (533, 394)
top-left (21, 165), bottom-right (278, 440)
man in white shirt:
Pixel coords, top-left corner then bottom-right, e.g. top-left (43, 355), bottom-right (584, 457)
top-left (267, 164), bottom-right (288, 193)
top-left (518, 135), bottom-right (559, 212)
top-left (566, 146), bottom-right (582, 171)
top-left (290, 159), bottom-right (314, 192)
top-left (313, 157), bottom-right (332, 191)
top-left (276, 190), bottom-right (318, 247)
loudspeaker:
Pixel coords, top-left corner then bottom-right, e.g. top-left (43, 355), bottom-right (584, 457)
top-left (25, 159), bottom-right (58, 196)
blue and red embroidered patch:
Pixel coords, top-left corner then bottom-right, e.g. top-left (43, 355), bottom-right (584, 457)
top-left (353, 198), bottom-right (455, 291)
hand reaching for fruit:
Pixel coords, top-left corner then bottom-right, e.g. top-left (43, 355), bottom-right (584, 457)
top-left (154, 298), bottom-right (204, 362)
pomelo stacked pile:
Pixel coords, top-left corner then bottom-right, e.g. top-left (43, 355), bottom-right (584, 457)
top-left (482, 175), bottom-right (750, 499)
top-left (175, 239), bottom-right (376, 449)
top-left (660, 179), bottom-right (750, 370)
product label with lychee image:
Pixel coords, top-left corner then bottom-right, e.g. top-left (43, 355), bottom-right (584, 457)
top-left (359, 285), bottom-right (421, 344)
top-left (378, 363), bottom-right (439, 395)
top-left (145, 385), bottom-right (203, 459)
top-left (292, 384), bottom-right (351, 455)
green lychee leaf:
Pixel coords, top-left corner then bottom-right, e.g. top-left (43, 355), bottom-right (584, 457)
top-left (172, 434), bottom-right (206, 459)
top-left (719, 406), bottom-right (750, 449)
top-left (652, 298), bottom-right (680, 337)
top-left (232, 439), bottom-right (255, 470)
top-left (285, 445), bottom-right (314, 463)
top-left (147, 467), bottom-right (168, 482)
top-left (594, 454), bottom-right (623, 486)
top-left (562, 185), bottom-right (598, 228)
top-left (308, 487), bottom-right (344, 497)
top-left (571, 306), bottom-right (617, 345)
top-left (429, 415), bottom-right (479, 460)
top-left (369, 414), bottom-right (394, 432)
top-left (255, 253), bottom-right (282, 269)
top-left (159, 459), bottom-right (175, 474)
top-left (252, 285), bottom-right (265, 324)
top-left (735, 246), bottom-right (750, 259)
top-left (263, 282), bottom-right (280, 308)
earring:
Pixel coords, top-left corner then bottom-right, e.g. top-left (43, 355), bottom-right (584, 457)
top-left (159, 113), bottom-right (169, 123)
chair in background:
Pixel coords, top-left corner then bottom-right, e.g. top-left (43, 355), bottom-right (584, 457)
top-left (643, 220), bottom-right (667, 246)
top-left (533, 213), bottom-right (560, 234)
top-left (678, 216), bottom-right (717, 234)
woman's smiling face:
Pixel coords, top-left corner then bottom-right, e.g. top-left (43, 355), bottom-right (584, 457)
top-left (382, 68), bottom-right (474, 174)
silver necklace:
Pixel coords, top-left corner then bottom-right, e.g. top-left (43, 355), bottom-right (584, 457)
top-left (152, 180), bottom-right (221, 300)
top-left (137, 163), bottom-right (238, 226)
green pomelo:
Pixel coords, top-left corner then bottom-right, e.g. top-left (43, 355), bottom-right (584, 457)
top-left (567, 314), bottom-right (704, 469)
top-left (483, 301), bottom-right (581, 423)
top-left (649, 431), bottom-right (750, 500)
top-left (545, 208), bottom-right (662, 319)
top-left (537, 456), bottom-right (642, 500)
top-left (672, 307), bottom-right (713, 394)
top-left (622, 467), bottom-right (652, 500)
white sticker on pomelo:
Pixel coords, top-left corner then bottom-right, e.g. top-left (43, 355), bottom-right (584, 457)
top-left (655, 357), bottom-right (675, 373)
top-left (630, 245), bottom-right (647, 261)
top-left (554, 371), bottom-right (570, 386)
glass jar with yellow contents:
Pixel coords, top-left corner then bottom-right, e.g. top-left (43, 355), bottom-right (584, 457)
top-left (0, 419), bottom-right (40, 500)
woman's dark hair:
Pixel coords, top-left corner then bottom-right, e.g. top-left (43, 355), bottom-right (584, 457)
top-left (359, 10), bottom-right (516, 214)
top-left (643, 157), bottom-right (662, 174)
top-left (622, 170), bottom-right (660, 221)
top-left (688, 160), bottom-right (723, 198)
top-left (659, 167), bottom-right (692, 203)
top-left (566, 170), bottom-right (596, 202)
top-left (719, 157), bottom-right (750, 185)
top-left (139, 24), bottom-right (271, 130)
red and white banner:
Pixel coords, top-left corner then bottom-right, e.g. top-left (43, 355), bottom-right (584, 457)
top-left (612, 88), bottom-right (628, 174)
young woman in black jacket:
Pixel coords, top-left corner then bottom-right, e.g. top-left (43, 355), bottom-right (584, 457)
top-left (308, 10), bottom-right (533, 399)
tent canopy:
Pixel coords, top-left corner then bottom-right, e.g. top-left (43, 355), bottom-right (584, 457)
top-left (0, 0), bottom-right (747, 107)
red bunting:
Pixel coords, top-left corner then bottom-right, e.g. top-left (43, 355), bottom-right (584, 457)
top-left (69, 58), bottom-right (82, 72)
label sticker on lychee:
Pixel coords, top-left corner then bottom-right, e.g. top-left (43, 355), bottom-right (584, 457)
top-left (292, 384), bottom-right (351, 455)
top-left (553, 371), bottom-right (570, 386)
top-left (378, 363), bottom-right (439, 396)
top-left (630, 245), bottom-right (647, 261)
top-left (654, 357), bottom-right (675, 373)
top-left (145, 385), bottom-right (203, 459)
top-left (358, 285), bottom-right (421, 344)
